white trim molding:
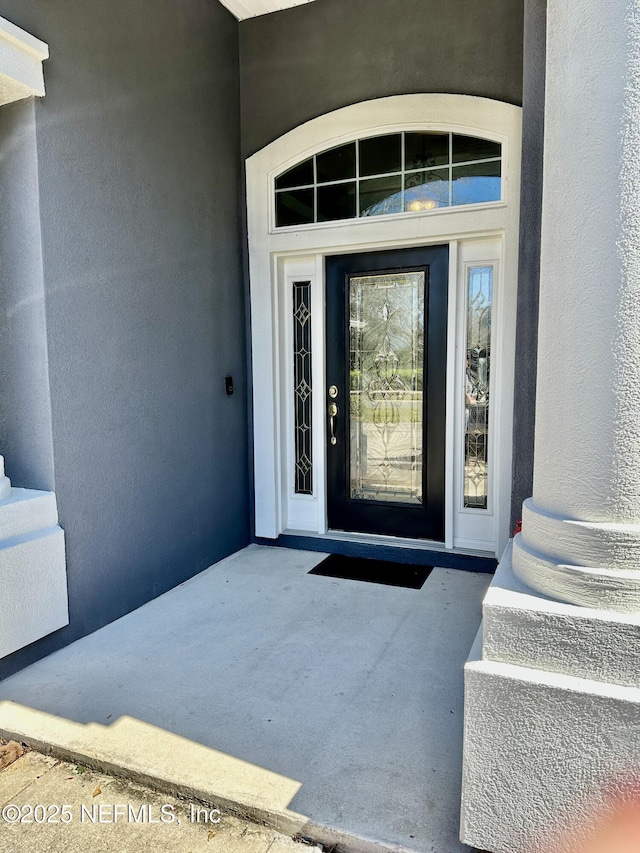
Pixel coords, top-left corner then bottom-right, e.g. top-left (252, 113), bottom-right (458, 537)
top-left (218, 0), bottom-right (317, 21)
top-left (0, 15), bottom-right (48, 107)
top-left (247, 94), bottom-right (522, 557)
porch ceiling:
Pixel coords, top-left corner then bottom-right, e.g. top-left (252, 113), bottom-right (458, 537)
top-left (217, 0), bottom-right (317, 20)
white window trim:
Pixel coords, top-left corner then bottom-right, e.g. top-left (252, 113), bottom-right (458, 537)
top-left (0, 15), bottom-right (48, 107)
top-left (247, 94), bottom-right (521, 558)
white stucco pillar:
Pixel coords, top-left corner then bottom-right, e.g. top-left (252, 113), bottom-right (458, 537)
top-left (0, 456), bottom-right (10, 500)
top-left (461, 3), bottom-right (640, 852)
top-left (0, 455), bottom-right (69, 659)
top-left (512, 0), bottom-right (640, 611)
top-left (0, 21), bottom-right (67, 659)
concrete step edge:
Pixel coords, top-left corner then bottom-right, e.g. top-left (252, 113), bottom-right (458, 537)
top-left (0, 711), bottom-right (427, 853)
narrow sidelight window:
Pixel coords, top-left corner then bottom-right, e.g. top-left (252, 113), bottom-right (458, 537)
top-left (293, 281), bottom-right (313, 494)
top-left (464, 266), bottom-right (492, 510)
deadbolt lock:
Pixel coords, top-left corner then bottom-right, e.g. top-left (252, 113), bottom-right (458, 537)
top-left (328, 385), bottom-right (338, 399)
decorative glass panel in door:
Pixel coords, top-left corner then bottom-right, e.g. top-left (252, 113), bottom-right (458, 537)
top-left (349, 272), bottom-right (424, 505)
top-left (326, 246), bottom-right (448, 541)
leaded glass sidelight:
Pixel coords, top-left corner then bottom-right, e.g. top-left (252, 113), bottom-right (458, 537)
top-left (275, 132), bottom-right (502, 226)
top-left (464, 266), bottom-right (493, 509)
top-left (293, 281), bottom-right (313, 495)
top-left (349, 272), bottom-right (424, 504)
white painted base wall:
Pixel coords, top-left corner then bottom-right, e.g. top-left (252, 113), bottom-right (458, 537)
top-left (0, 477), bottom-right (68, 659)
top-left (461, 543), bottom-right (640, 852)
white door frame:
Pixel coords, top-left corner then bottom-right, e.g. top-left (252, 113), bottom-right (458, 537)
top-left (246, 95), bottom-right (522, 557)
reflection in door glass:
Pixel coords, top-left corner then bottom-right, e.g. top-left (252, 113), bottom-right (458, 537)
top-left (464, 266), bottom-right (492, 509)
top-left (349, 272), bottom-right (424, 504)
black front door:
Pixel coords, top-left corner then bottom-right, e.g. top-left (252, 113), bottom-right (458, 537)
top-left (326, 245), bottom-right (448, 541)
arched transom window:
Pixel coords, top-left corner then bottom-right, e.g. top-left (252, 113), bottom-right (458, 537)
top-left (274, 131), bottom-right (502, 227)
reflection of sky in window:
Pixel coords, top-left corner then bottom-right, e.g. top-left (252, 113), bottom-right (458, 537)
top-left (470, 267), bottom-right (493, 308)
top-left (468, 267), bottom-right (493, 385)
top-left (452, 176), bottom-right (501, 206)
top-left (275, 133), bottom-right (502, 225)
top-left (361, 175), bottom-right (500, 217)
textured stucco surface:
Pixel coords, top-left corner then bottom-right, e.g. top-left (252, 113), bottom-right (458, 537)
top-left (483, 543), bottom-right (640, 687)
top-left (0, 457), bottom-right (68, 659)
top-left (514, 496), bottom-right (640, 611)
top-left (512, 0), bottom-right (640, 607)
top-left (239, 0), bottom-right (524, 158)
top-left (464, 539), bottom-right (640, 851)
top-left (462, 651), bottom-right (640, 853)
top-left (0, 526), bottom-right (68, 658)
top-left (532, 0), bottom-right (640, 521)
top-left (0, 0), bottom-right (248, 677)
top-left (0, 488), bottom-right (58, 541)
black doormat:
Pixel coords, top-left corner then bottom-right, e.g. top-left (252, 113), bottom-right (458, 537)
top-left (309, 554), bottom-right (433, 589)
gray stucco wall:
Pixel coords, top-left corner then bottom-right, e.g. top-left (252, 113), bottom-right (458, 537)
top-left (0, 0), bottom-right (247, 677)
top-left (511, 0), bottom-right (546, 528)
top-left (239, 0), bottom-right (524, 158)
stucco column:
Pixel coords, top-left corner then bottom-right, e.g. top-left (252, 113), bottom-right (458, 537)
top-left (0, 457), bottom-right (10, 500)
top-left (512, 0), bottom-right (640, 611)
top-left (461, 6), bottom-right (640, 849)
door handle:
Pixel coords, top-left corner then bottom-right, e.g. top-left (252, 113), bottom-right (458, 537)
top-left (328, 402), bottom-right (338, 445)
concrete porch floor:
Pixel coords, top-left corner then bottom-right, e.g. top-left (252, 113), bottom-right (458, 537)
top-left (0, 545), bottom-right (490, 852)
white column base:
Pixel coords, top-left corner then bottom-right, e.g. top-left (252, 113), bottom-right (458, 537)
top-left (461, 543), bottom-right (640, 852)
top-left (0, 485), bottom-right (68, 660)
top-left (512, 499), bottom-right (640, 612)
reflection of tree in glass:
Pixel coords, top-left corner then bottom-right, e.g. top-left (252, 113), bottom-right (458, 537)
top-left (464, 267), bottom-right (493, 509)
top-left (467, 269), bottom-right (492, 401)
top-left (353, 280), bottom-right (424, 423)
top-left (349, 273), bottom-right (425, 502)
